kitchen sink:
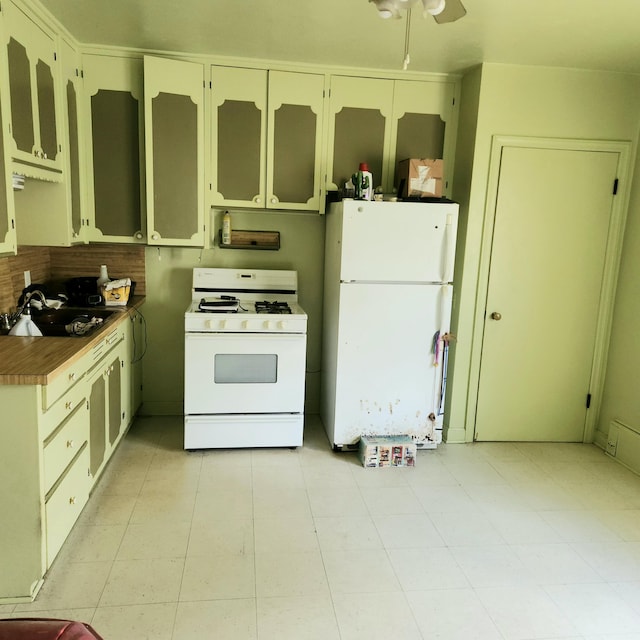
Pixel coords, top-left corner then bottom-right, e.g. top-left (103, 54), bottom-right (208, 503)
top-left (32, 308), bottom-right (116, 337)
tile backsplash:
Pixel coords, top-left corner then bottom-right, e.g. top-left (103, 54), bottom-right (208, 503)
top-left (0, 244), bottom-right (145, 313)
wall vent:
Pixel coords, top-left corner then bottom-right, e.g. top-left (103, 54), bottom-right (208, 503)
top-left (606, 420), bottom-right (640, 476)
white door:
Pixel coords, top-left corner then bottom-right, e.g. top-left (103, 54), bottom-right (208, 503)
top-left (333, 282), bottom-right (451, 445)
top-left (474, 145), bottom-right (618, 442)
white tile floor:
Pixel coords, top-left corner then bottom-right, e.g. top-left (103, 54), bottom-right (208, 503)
top-left (4, 415), bottom-right (640, 639)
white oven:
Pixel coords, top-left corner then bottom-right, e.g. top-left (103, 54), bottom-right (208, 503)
top-left (183, 268), bottom-right (308, 449)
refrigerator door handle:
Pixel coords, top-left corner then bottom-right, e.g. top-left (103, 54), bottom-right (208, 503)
top-left (443, 213), bottom-right (455, 283)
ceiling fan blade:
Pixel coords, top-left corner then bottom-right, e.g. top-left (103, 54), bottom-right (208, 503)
top-left (433, 0), bottom-right (466, 23)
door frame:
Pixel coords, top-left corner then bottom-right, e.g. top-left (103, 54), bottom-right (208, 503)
top-left (467, 135), bottom-right (632, 443)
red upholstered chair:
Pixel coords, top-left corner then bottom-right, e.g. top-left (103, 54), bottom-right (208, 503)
top-left (0, 618), bottom-right (104, 639)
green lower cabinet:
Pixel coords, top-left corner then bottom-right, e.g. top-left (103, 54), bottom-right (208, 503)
top-left (0, 319), bottom-right (135, 602)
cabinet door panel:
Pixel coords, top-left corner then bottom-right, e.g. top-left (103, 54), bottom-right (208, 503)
top-left (66, 79), bottom-right (82, 239)
top-left (108, 355), bottom-right (121, 445)
top-left (89, 372), bottom-right (106, 477)
top-left (391, 79), bottom-right (455, 195)
top-left (144, 56), bottom-right (205, 246)
top-left (7, 37), bottom-right (34, 154)
top-left (267, 70), bottom-right (325, 210)
top-left (0, 28), bottom-right (16, 254)
top-left (35, 59), bottom-right (57, 160)
top-left (272, 104), bottom-right (316, 203)
top-left (333, 107), bottom-right (386, 193)
top-left (211, 66), bottom-right (267, 207)
top-left (83, 54), bottom-right (144, 242)
top-left (218, 100), bottom-right (262, 201)
top-left (91, 89), bottom-right (142, 237)
top-left (327, 76), bottom-right (393, 193)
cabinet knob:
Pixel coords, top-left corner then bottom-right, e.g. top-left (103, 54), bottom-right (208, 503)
top-left (135, 232), bottom-right (144, 240)
top-left (151, 233), bottom-right (159, 240)
top-left (254, 197), bottom-right (262, 204)
top-left (68, 372), bottom-right (76, 381)
top-left (270, 197), bottom-right (278, 205)
top-left (66, 439), bottom-right (74, 449)
top-left (69, 496), bottom-right (76, 505)
top-left (490, 311), bottom-right (502, 321)
top-left (65, 401), bottom-right (73, 411)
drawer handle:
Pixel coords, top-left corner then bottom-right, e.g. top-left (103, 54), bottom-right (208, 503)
top-left (66, 440), bottom-right (74, 449)
top-left (68, 372), bottom-right (76, 381)
top-left (65, 401), bottom-right (73, 411)
top-left (69, 496), bottom-right (76, 505)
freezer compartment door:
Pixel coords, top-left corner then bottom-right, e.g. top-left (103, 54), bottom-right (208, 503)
top-left (339, 200), bottom-right (458, 283)
top-left (331, 282), bottom-right (452, 446)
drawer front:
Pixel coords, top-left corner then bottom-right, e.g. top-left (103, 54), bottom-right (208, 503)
top-left (42, 347), bottom-right (94, 411)
top-left (45, 443), bottom-right (90, 568)
top-left (40, 380), bottom-right (87, 442)
top-left (43, 403), bottom-right (89, 494)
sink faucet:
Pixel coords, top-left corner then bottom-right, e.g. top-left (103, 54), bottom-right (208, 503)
top-left (24, 290), bottom-right (48, 307)
top-left (6, 290), bottom-right (50, 328)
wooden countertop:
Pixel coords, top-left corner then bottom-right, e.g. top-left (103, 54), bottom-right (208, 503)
top-left (0, 297), bottom-right (144, 386)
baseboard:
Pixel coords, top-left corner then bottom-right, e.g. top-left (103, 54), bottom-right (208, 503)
top-left (606, 419), bottom-right (640, 476)
top-left (443, 426), bottom-right (467, 443)
top-left (138, 401), bottom-right (183, 416)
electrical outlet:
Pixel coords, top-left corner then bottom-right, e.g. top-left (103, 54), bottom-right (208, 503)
top-left (24, 270), bottom-right (31, 287)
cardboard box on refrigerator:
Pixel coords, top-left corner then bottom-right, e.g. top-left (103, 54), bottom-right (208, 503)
top-left (359, 435), bottom-right (416, 468)
top-left (397, 158), bottom-right (443, 198)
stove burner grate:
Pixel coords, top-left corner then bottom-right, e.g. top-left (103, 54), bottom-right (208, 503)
top-left (255, 301), bottom-right (292, 314)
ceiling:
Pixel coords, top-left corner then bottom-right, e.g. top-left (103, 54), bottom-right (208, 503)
top-left (38, 0), bottom-right (640, 76)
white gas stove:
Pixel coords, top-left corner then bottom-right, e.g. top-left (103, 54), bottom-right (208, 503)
top-left (184, 268), bottom-right (308, 449)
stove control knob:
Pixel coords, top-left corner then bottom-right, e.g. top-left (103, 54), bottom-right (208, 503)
top-left (264, 320), bottom-right (271, 330)
top-left (242, 320), bottom-right (249, 329)
top-left (206, 319), bottom-right (214, 329)
top-left (278, 320), bottom-right (287, 330)
top-left (219, 319), bottom-right (227, 329)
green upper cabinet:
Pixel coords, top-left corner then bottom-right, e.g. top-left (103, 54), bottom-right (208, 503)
top-left (144, 56), bottom-right (205, 246)
top-left (83, 54), bottom-right (145, 243)
top-left (0, 10), bottom-right (16, 256)
top-left (3, 0), bottom-right (62, 179)
top-left (326, 75), bottom-right (457, 196)
top-left (267, 71), bottom-right (326, 211)
top-left (326, 76), bottom-right (394, 195)
top-left (211, 66), bottom-right (326, 211)
top-left (390, 79), bottom-right (456, 194)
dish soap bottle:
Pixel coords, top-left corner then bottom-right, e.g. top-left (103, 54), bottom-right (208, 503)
top-left (97, 265), bottom-right (110, 295)
top-left (222, 211), bottom-right (232, 245)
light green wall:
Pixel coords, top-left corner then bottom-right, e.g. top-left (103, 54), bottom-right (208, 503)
top-left (140, 208), bottom-right (325, 416)
top-left (598, 142), bottom-right (640, 437)
top-left (447, 62), bottom-right (640, 443)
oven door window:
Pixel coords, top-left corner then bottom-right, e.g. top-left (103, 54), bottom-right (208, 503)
top-left (214, 354), bottom-right (277, 384)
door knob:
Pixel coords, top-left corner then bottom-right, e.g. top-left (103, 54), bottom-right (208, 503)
top-left (490, 312), bottom-right (502, 321)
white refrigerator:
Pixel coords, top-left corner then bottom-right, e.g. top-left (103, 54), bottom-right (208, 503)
top-left (321, 199), bottom-right (459, 449)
